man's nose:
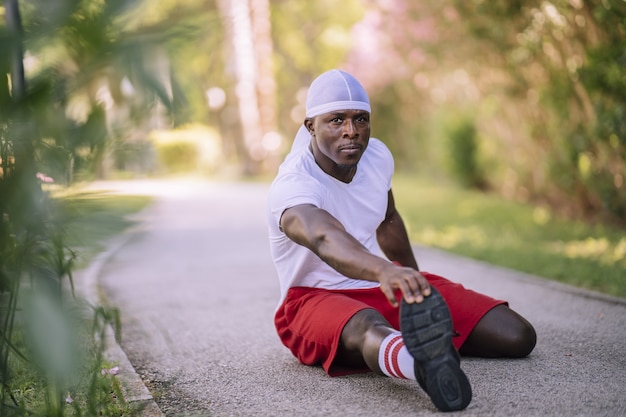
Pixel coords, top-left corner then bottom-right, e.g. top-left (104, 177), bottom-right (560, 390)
top-left (343, 120), bottom-right (357, 137)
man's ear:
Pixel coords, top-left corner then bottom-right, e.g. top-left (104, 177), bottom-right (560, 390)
top-left (304, 118), bottom-right (315, 135)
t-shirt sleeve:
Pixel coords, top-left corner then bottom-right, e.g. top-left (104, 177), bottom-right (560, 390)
top-left (268, 173), bottom-right (325, 230)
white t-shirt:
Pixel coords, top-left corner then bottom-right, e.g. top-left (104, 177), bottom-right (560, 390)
top-left (267, 129), bottom-right (395, 305)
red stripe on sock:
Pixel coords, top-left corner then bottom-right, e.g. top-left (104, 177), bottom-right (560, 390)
top-left (390, 339), bottom-right (407, 379)
top-left (383, 335), bottom-right (403, 378)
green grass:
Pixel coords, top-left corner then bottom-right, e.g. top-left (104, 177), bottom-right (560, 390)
top-left (393, 174), bottom-right (626, 299)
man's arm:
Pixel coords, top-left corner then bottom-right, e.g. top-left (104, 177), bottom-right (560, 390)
top-left (376, 189), bottom-right (420, 270)
top-left (280, 203), bottom-right (430, 306)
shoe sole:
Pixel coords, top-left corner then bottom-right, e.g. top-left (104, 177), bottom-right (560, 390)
top-left (400, 288), bottom-right (472, 412)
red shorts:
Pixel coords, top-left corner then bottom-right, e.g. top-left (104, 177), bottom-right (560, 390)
top-left (274, 272), bottom-right (506, 376)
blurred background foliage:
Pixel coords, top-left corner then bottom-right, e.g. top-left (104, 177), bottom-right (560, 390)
top-left (0, 0), bottom-right (624, 414)
top-left (2, 0), bottom-right (624, 223)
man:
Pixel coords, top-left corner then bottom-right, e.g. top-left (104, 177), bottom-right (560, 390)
top-left (266, 69), bottom-right (536, 412)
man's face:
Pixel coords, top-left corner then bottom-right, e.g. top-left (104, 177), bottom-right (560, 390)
top-left (305, 109), bottom-right (370, 179)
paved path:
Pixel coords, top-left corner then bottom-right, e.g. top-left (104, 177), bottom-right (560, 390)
top-left (85, 179), bottom-right (625, 417)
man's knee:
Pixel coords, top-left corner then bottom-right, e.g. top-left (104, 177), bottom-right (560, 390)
top-left (341, 308), bottom-right (392, 351)
top-left (461, 305), bottom-right (537, 358)
top-left (507, 318), bottom-right (537, 358)
top-left (337, 308), bottom-right (394, 372)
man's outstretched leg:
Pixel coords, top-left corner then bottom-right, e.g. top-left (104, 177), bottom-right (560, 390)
top-left (400, 287), bottom-right (472, 411)
top-left (337, 289), bottom-right (472, 412)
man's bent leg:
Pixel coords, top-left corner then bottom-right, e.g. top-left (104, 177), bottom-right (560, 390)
top-left (335, 308), bottom-right (395, 373)
top-left (459, 304), bottom-right (536, 358)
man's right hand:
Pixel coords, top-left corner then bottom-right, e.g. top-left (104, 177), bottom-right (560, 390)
top-left (377, 263), bottom-right (431, 307)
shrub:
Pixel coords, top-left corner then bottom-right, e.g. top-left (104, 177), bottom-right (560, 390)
top-left (154, 140), bottom-right (199, 174)
top-left (445, 117), bottom-right (487, 190)
top-left (150, 125), bottom-right (222, 175)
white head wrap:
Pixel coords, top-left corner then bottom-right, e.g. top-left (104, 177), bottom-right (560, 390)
top-left (305, 69), bottom-right (371, 118)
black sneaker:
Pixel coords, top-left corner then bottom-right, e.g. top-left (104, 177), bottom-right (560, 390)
top-left (400, 287), bottom-right (472, 412)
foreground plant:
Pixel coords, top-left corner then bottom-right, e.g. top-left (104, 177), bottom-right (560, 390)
top-left (0, 170), bottom-right (136, 416)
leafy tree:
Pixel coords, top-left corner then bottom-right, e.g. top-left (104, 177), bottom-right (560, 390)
top-left (450, 0), bottom-right (626, 223)
top-left (340, 0), bottom-right (625, 224)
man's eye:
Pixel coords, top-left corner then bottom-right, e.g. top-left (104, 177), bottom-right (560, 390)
top-left (331, 118), bottom-right (342, 123)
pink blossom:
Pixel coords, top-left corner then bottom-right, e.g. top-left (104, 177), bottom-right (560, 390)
top-left (35, 172), bottom-right (54, 183)
top-left (101, 366), bottom-right (120, 375)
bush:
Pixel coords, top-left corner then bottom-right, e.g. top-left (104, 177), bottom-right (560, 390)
top-left (150, 125), bottom-right (222, 175)
top-left (445, 117), bottom-right (487, 190)
top-left (154, 140), bottom-right (199, 174)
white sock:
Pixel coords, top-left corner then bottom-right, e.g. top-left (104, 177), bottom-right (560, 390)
top-left (378, 332), bottom-right (416, 380)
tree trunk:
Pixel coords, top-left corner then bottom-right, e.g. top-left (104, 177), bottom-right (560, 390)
top-left (250, 0), bottom-right (277, 138)
top-left (217, 0), bottom-right (263, 175)
top-left (4, 0), bottom-right (38, 199)
top-left (5, 0), bottom-right (25, 102)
